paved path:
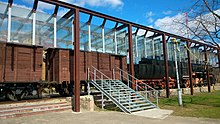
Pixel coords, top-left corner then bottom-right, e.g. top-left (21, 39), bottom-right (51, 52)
top-left (1, 110), bottom-right (220, 124)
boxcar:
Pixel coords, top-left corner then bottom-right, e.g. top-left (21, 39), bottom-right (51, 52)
top-left (45, 48), bottom-right (127, 96)
top-left (0, 42), bottom-right (43, 100)
top-left (0, 44), bottom-right (127, 100)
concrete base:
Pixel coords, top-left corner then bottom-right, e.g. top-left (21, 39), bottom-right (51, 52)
top-left (66, 95), bottom-right (95, 112)
top-left (158, 85), bottom-right (220, 97)
top-left (131, 108), bottom-right (173, 119)
top-left (80, 95), bottom-right (95, 112)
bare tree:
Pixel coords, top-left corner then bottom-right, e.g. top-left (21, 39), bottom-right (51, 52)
top-left (173, 0), bottom-right (220, 47)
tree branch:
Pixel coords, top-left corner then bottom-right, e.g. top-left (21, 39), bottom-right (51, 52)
top-left (203, 0), bottom-right (220, 19)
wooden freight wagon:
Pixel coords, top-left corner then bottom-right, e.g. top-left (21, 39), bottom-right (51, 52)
top-left (46, 48), bottom-right (127, 95)
top-left (0, 42), bottom-right (43, 82)
top-left (0, 42), bottom-right (43, 100)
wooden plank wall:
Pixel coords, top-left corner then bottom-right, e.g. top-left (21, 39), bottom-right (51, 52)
top-left (0, 43), bottom-right (6, 82)
top-left (0, 42), bottom-right (43, 83)
top-left (47, 48), bottom-right (127, 83)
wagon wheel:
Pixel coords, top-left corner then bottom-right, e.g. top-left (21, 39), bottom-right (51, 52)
top-left (6, 90), bottom-right (18, 101)
top-left (6, 90), bottom-right (26, 101)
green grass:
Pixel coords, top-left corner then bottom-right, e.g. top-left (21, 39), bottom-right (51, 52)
top-left (159, 90), bottom-right (220, 119)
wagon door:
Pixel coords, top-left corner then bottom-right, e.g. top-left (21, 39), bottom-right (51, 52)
top-left (16, 47), bottom-right (32, 82)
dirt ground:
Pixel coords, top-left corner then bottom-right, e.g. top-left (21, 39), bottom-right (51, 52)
top-left (1, 110), bottom-right (220, 124)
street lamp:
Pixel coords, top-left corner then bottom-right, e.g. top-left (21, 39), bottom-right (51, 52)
top-left (171, 38), bottom-right (183, 106)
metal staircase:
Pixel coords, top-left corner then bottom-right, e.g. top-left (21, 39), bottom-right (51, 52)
top-left (88, 66), bottom-right (158, 113)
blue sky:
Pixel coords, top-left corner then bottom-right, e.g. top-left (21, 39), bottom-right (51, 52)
top-left (0, 0), bottom-right (195, 29)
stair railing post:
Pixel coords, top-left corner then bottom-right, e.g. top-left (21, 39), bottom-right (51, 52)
top-left (127, 74), bottom-right (129, 87)
top-left (112, 68), bottom-right (115, 80)
top-left (119, 89), bottom-right (120, 103)
top-left (88, 67), bottom-right (90, 95)
top-left (145, 85), bottom-right (148, 99)
top-left (128, 93), bottom-right (131, 112)
top-left (136, 80), bottom-right (138, 91)
top-left (156, 91), bottom-right (159, 108)
top-left (94, 68), bottom-right (96, 82)
top-left (101, 74), bottom-right (104, 109)
top-left (120, 69), bottom-right (122, 81)
top-left (110, 80), bottom-right (112, 95)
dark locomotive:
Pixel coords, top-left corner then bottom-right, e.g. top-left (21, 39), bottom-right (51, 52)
top-left (135, 58), bottom-right (216, 89)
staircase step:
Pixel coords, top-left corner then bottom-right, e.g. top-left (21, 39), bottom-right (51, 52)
top-left (126, 103), bottom-right (152, 108)
top-left (91, 77), bottom-right (157, 113)
top-left (112, 95), bottom-right (140, 98)
top-left (0, 102), bottom-right (68, 111)
top-left (117, 97), bottom-right (145, 101)
top-left (0, 106), bottom-right (71, 119)
top-left (121, 100), bottom-right (147, 105)
top-left (97, 84), bottom-right (126, 88)
top-left (130, 106), bottom-right (156, 112)
top-left (0, 103), bottom-right (70, 115)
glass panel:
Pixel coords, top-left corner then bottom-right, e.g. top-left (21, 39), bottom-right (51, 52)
top-left (80, 22), bottom-right (88, 51)
top-left (0, 2), bottom-right (8, 42)
top-left (36, 11), bottom-right (53, 47)
top-left (136, 36), bottom-right (144, 63)
top-left (179, 42), bottom-right (188, 62)
top-left (57, 16), bottom-right (73, 49)
top-left (11, 3), bottom-right (32, 44)
top-left (154, 38), bottom-right (162, 60)
top-left (105, 28), bottom-right (114, 54)
top-left (91, 24), bottom-right (102, 52)
top-left (167, 41), bottom-right (174, 61)
top-left (117, 30), bottom-right (126, 55)
top-left (132, 35), bottom-right (137, 63)
top-left (145, 38), bottom-right (153, 59)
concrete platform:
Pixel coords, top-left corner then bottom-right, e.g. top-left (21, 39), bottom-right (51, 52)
top-left (1, 111), bottom-right (220, 124)
top-left (131, 108), bottom-right (173, 119)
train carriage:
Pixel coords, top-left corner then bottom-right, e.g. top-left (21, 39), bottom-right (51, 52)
top-left (0, 42), bottom-right (127, 100)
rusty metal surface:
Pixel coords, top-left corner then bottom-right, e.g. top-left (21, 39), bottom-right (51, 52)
top-left (38, 0), bottom-right (219, 50)
top-left (218, 50), bottom-right (220, 73)
top-left (187, 41), bottom-right (193, 95)
top-left (128, 24), bottom-right (135, 89)
top-left (73, 8), bottom-right (80, 112)
top-left (162, 34), bottom-right (170, 98)
top-left (204, 46), bottom-right (211, 93)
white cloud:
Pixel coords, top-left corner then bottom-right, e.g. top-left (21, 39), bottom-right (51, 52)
top-left (162, 10), bottom-right (172, 15)
top-left (145, 11), bottom-right (154, 24)
top-left (22, 0), bottom-right (123, 10)
top-left (147, 18), bottom-right (154, 23)
top-left (154, 9), bottom-right (220, 41)
top-left (145, 11), bottom-right (154, 18)
top-left (22, 0), bottom-right (54, 10)
top-left (154, 13), bottom-right (189, 37)
top-left (82, 0), bottom-right (124, 8)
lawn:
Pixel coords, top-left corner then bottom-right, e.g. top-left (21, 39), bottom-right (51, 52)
top-left (159, 90), bottom-right (220, 119)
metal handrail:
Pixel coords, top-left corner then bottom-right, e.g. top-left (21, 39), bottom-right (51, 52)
top-left (114, 66), bottom-right (159, 107)
top-left (115, 66), bottom-right (156, 91)
top-left (88, 66), bottom-right (132, 113)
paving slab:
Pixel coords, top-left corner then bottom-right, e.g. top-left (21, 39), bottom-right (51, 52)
top-left (1, 110), bottom-right (220, 124)
top-left (131, 108), bottom-right (173, 119)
